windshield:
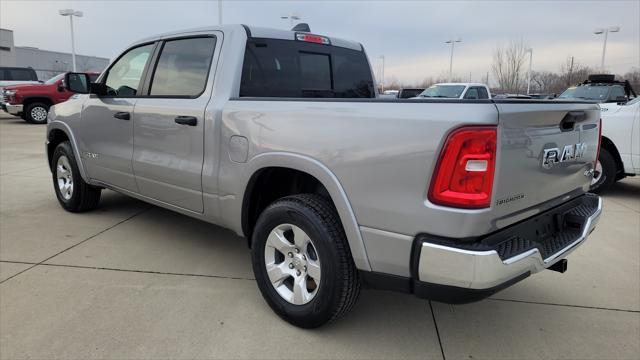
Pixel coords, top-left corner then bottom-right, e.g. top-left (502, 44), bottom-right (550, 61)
top-left (45, 73), bottom-right (65, 85)
top-left (419, 85), bottom-right (466, 98)
top-left (558, 85), bottom-right (611, 100)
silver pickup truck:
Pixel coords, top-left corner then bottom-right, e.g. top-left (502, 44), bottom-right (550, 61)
top-left (46, 24), bottom-right (602, 328)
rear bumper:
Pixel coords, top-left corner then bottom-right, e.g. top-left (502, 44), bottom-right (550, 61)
top-left (361, 193), bottom-right (602, 303)
top-left (413, 193), bottom-right (601, 302)
top-left (5, 103), bottom-right (23, 115)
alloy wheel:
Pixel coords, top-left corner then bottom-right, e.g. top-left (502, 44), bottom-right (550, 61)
top-left (30, 106), bottom-right (48, 122)
top-left (56, 155), bottom-right (74, 200)
top-left (591, 160), bottom-right (603, 186)
top-left (264, 223), bottom-right (321, 305)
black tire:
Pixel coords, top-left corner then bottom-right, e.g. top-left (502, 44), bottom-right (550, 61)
top-left (590, 148), bottom-right (617, 193)
top-left (51, 141), bottom-right (101, 212)
top-left (25, 102), bottom-right (49, 124)
top-left (251, 194), bottom-right (360, 328)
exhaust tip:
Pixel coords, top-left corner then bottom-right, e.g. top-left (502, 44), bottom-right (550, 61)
top-left (548, 259), bottom-right (568, 273)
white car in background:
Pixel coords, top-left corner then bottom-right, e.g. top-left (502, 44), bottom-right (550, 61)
top-left (591, 96), bottom-right (640, 192)
top-left (1, 67), bottom-right (40, 108)
top-left (414, 83), bottom-right (491, 100)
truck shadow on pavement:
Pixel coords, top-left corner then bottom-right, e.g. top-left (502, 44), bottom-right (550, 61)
top-left (606, 177), bottom-right (640, 199)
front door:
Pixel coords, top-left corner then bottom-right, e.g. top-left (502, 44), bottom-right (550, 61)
top-left (132, 36), bottom-right (217, 212)
top-left (80, 43), bottom-right (155, 191)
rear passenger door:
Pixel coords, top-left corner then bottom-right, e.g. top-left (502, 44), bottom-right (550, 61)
top-left (132, 35), bottom-right (218, 213)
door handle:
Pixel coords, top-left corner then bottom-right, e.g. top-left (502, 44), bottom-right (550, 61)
top-left (113, 112), bottom-right (130, 120)
top-left (174, 116), bottom-right (197, 126)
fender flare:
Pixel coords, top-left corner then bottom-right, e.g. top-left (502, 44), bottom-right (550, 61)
top-left (240, 152), bottom-right (372, 271)
top-left (47, 121), bottom-right (91, 183)
top-left (600, 135), bottom-right (625, 175)
top-left (22, 96), bottom-right (55, 107)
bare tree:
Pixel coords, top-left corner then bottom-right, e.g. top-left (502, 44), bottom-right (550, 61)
top-left (386, 76), bottom-right (402, 90)
top-left (530, 71), bottom-right (561, 94)
top-left (417, 75), bottom-right (463, 88)
top-left (559, 56), bottom-right (592, 87)
top-left (620, 67), bottom-right (640, 92)
top-left (492, 39), bottom-right (529, 93)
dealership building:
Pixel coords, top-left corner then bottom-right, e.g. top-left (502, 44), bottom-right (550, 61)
top-left (0, 28), bottom-right (109, 81)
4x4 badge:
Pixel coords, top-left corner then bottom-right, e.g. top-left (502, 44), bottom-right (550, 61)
top-left (83, 152), bottom-right (99, 159)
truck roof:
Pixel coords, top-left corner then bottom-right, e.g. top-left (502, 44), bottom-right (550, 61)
top-left (130, 24), bottom-right (363, 52)
top-left (432, 82), bottom-right (489, 87)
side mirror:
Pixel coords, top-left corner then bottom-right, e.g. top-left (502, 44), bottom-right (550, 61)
top-left (57, 81), bottom-right (65, 92)
top-left (64, 72), bottom-right (90, 94)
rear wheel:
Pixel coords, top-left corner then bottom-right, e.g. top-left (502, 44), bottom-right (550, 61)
top-left (590, 148), bottom-right (617, 193)
top-left (52, 141), bottom-right (101, 212)
top-left (25, 102), bottom-right (49, 124)
top-left (251, 194), bottom-right (360, 328)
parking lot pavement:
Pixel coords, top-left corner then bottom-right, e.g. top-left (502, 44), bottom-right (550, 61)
top-left (1, 112), bottom-right (639, 359)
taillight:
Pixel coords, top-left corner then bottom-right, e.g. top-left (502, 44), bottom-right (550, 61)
top-left (295, 33), bottom-right (330, 45)
top-left (595, 118), bottom-right (602, 168)
top-left (428, 126), bottom-right (497, 209)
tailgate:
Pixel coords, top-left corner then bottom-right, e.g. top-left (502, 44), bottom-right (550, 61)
top-left (493, 101), bottom-right (600, 218)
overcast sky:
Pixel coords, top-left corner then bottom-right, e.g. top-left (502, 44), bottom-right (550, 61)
top-left (1, 0), bottom-right (638, 85)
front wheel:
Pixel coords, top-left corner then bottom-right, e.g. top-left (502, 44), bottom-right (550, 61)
top-left (590, 148), bottom-right (617, 193)
top-left (52, 141), bottom-right (102, 212)
top-left (251, 194), bottom-right (360, 328)
top-left (25, 102), bottom-right (49, 124)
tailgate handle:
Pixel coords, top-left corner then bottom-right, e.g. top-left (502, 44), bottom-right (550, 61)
top-left (560, 111), bottom-right (586, 132)
top-left (113, 112), bottom-right (130, 121)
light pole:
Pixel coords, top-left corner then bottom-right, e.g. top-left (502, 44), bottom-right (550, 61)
top-left (281, 13), bottom-right (301, 28)
top-left (218, 0), bottom-right (223, 25)
top-left (445, 38), bottom-right (462, 82)
top-left (379, 55), bottom-right (385, 93)
top-left (594, 26), bottom-right (620, 72)
top-left (526, 48), bottom-right (533, 95)
top-left (59, 9), bottom-right (83, 72)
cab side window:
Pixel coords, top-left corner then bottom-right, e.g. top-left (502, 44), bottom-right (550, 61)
top-left (609, 86), bottom-right (626, 101)
top-left (477, 87), bottom-right (489, 99)
top-left (104, 44), bottom-right (154, 97)
top-left (149, 37), bottom-right (216, 97)
top-left (464, 87), bottom-right (479, 99)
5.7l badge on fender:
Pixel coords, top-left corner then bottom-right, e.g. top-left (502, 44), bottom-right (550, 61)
top-left (541, 143), bottom-right (587, 169)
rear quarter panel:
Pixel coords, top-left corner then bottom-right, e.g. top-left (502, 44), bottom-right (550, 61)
top-left (218, 100), bottom-right (500, 239)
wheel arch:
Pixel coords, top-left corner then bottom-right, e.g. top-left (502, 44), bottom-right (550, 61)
top-left (46, 122), bottom-right (91, 182)
top-left (238, 152), bottom-right (372, 271)
top-left (23, 96), bottom-right (54, 109)
top-left (600, 135), bottom-right (625, 179)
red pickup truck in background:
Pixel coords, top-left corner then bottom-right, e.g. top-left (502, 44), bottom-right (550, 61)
top-left (2, 72), bottom-right (99, 124)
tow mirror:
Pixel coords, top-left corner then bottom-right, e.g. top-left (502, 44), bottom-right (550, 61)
top-left (64, 72), bottom-right (90, 94)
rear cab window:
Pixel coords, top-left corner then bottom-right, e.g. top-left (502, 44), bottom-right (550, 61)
top-left (240, 37), bottom-right (374, 98)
